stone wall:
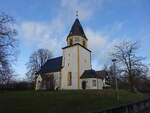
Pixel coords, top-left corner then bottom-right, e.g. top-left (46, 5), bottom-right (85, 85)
top-left (90, 98), bottom-right (150, 113)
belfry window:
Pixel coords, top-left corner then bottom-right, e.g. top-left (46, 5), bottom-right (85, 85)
top-left (68, 72), bottom-right (72, 86)
top-left (83, 40), bottom-right (86, 47)
top-left (69, 39), bottom-right (73, 45)
top-left (75, 37), bottom-right (79, 42)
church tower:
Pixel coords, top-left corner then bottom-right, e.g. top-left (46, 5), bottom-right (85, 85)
top-left (67, 18), bottom-right (88, 48)
top-left (61, 18), bottom-right (92, 89)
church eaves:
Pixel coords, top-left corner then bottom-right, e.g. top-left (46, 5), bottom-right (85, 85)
top-left (67, 18), bottom-right (87, 40)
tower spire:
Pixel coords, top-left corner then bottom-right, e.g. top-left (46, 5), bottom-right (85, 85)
top-left (76, 11), bottom-right (79, 18)
top-left (67, 14), bottom-right (87, 40)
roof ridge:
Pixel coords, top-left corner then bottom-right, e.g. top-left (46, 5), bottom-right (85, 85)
top-left (47, 56), bottom-right (62, 61)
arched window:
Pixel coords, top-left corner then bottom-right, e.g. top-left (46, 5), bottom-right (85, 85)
top-left (68, 72), bottom-right (72, 86)
top-left (83, 40), bottom-right (86, 47)
top-left (75, 37), bottom-right (79, 42)
top-left (69, 38), bottom-right (73, 46)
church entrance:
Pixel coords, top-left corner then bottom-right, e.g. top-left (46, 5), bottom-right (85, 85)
top-left (82, 81), bottom-right (87, 89)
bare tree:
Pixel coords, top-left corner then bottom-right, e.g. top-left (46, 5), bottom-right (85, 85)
top-left (26, 49), bottom-right (52, 81)
top-left (0, 13), bottom-right (17, 84)
top-left (110, 40), bottom-right (148, 91)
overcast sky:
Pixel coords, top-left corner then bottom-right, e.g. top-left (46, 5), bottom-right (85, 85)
top-left (1, 0), bottom-right (150, 80)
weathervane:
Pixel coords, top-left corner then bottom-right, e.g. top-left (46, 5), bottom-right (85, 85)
top-left (76, 11), bottom-right (79, 18)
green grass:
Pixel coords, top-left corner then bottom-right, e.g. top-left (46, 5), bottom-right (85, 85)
top-left (0, 89), bottom-right (148, 113)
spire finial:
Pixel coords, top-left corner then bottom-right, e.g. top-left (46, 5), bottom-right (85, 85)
top-left (76, 11), bottom-right (79, 18)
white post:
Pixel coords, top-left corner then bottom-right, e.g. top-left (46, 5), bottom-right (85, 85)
top-left (112, 59), bottom-right (119, 102)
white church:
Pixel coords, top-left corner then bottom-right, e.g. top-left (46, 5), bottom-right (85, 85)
top-left (35, 17), bottom-right (104, 90)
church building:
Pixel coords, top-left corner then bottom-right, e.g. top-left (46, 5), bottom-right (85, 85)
top-left (35, 17), bottom-right (103, 90)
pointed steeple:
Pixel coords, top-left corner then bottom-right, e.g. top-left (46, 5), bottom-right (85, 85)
top-left (67, 18), bottom-right (87, 40)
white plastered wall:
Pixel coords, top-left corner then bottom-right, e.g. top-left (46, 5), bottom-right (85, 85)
top-left (80, 78), bottom-right (103, 89)
top-left (61, 45), bottom-right (91, 89)
top-left (53, 71), bottom-right (61, 89)
top-left (61, 46), bottom-right (78, 89)
top-left (35, 72), bottom-right (61, 90)
top-left (79, 46), bottom-right (91, 76)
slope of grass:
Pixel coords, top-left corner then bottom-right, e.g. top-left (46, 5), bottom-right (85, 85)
top-left (0, 89), bottom-right (148, 113)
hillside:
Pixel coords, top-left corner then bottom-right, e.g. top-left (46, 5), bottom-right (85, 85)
top-left (0, 89), bottom-right (148, 113)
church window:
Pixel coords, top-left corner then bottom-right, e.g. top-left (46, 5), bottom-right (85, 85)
top-left (83, 40), bottom-right (86, 47)
top-left (68, 72), bottom-right (72, 86)
top-left (92, 80), bottom-right (96, 87)
top-left (75, 37), bottom-right (79, 42)
top-left (69, 38), bottom-right (73, 46)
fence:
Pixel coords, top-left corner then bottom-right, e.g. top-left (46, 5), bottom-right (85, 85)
top-left (90, 98), bottom-right (150, 113)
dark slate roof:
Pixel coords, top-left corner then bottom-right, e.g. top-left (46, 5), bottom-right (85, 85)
top-left (39, 56), bottom-right (62, 73)
top-left (80, 69), bottom-right (100, 79)
top-left (67, 18), bottom-right (87, 40)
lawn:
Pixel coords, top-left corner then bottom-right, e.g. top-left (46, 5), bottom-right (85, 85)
top-left (0, 89), bottom-right (148, 113)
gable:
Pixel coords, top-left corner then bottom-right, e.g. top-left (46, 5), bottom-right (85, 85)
top-left (36, 74), bottom-right (42, 81)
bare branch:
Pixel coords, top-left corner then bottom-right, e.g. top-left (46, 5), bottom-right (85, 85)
top-left (110, 40), bottom-right (149, 91)
top-left (26, 49), bottom-right (52, 81)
